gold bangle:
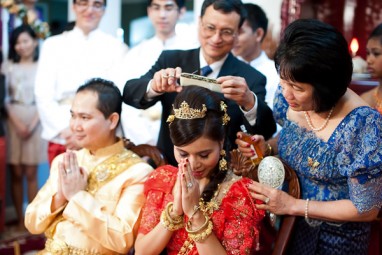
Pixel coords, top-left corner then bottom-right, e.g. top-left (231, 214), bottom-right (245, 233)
top-left (265, 143), bottom-right (273, 156)
top-left (166, 202), bottom-right (183, 224)
top-left (185, 214), bottom-right (209, 234)
top-left (160, 202), bottom-right (184, 231)
top-left (188, 220), bottom-right (213, 242)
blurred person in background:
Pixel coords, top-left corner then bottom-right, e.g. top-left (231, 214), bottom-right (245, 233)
top-left (34, 0), bottom-right (128, 165)
top-left (2, 24), bottom-right (46, 231)
top-left (115, 0), bottom-right (199, 146)
top-left (232, 3), bottom-right (279, 109)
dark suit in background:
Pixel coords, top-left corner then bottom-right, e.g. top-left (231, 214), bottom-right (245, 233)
top-left (123, 48), bottom-right (276, 165)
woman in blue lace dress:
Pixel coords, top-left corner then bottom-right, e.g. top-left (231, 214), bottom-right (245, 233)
top-left (236, 19), bottom-right (382, 254)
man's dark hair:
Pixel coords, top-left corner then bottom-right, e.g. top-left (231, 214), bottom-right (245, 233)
top-left (76, 78), bottom-right (122, 122)
top-left (147, 0), bottom-right (185, 9)
top-left (243, 3), bottom-right (268, 41)
top-left (73, 0), bottom-right (107, 6)
top-left (200, 0), bottom-right (247, 28)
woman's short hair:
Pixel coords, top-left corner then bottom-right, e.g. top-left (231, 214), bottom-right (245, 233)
top-left (8, 25), bottom-right (39, 63)
top-left (274, 19), bottom-right (352, 112)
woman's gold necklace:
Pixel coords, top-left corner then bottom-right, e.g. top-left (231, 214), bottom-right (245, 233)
top-left (304, 107), bottom-right (334, 132)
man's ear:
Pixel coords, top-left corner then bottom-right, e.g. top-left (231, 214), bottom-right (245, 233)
top-left (179, 6), bottom-right (186, 18)
top-left (255, 27), bottom-right (265, 43)
top-left (109, 112), bottom-right (120, 130)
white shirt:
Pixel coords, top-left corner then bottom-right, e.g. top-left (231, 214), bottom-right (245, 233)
top-left (35, 27), bottom-right (128, 144)
top-left (246, 51), bottom-right (280, 109)
top-left (116, 34), bottom-right (199, 146)
top-left (199, 50), bottom-right (259, 126)
top-left (245, 51), bottom-right (281, 135)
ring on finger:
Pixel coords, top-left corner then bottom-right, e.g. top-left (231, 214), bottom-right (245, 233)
top-left (264, 197), bottom-right (270, 204)
top-left (187, 182), bottom-right (193, 188)
top-left (66, 169), bottom-right (72, 174)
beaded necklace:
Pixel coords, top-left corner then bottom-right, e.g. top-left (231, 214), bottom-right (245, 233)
top-left (303, 107), bottom-right (334, 132)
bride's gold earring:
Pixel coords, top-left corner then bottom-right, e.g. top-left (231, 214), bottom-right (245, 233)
top-left (219, 149), bottom-right (228, 171)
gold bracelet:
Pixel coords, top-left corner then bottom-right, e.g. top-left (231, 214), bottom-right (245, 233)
top-left (265, 143), bottom-right (273, 156)
top-left (185, 214), bottom-right (209, 234)
top-left (160, 202), bottom-right (184, 231)
top-left (166, 202), bottom-right (183, 224)
top-left (188, 220), bottom-right (213, 242)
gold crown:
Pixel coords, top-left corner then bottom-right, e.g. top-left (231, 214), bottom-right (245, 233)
top-left (167, 101), bottom-right (207, 123)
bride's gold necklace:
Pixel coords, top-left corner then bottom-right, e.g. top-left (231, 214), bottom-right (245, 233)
top-left (373, 90), bottom-right (382, 114)
top-left (304, 107), bottom-right (334, 132)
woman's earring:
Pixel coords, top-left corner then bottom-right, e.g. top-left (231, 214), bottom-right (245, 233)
top-left (219, 149), bottom-right (228, 171)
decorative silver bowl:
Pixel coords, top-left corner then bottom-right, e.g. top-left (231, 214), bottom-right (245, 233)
top-left (258, 156), bottom-right (286, 226)
top-left (258, 156), bottom-right (285, 188)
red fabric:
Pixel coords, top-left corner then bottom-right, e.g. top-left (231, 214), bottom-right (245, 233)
top-left (368, 219), bottom-right (382, 255)
top-left (48, 142), bottom-right (66, 166)
top-left (139, 165), bottom-right (266, 255)
top-left (0, 137), bottom-right (5, 233)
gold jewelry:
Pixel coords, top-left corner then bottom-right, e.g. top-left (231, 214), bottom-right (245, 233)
top-left (186, 214), bottom-right (210, 234)
top-left (173, 101), bottom-right (207, 120)
top-left (307, 157), bottom-right (320, 169)
top-left (188, 220), bottom-right (213, 242)
top-left (160, 202), bottom-right (184, 231)
top-left (304, 107), bottom-right (334, 132)
top-left (265, 143), bottom-right (273, 156)
top-left (219, 149), bottom-right (228, 171)
top-left (220, 101), bottom-right (230, 125)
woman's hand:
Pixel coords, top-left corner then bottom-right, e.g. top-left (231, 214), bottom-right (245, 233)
top-left (236, 132), bottom-right (268, 158)
top-left (248, 180), bottom-right (297, 216)
top-left (172, 161), bottom-right (184, 217)
top-left (58, 151), bottom-right (88, 200)
top-left (180, 158), bottom-right (200, 217)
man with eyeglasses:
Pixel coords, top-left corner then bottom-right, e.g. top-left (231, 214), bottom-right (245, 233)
top-left (35, 0), bottom-right (128, 165)
top-left (123, 0), bottom-right (276, 166)
top-left (114, 0), bottom-right (199, 147)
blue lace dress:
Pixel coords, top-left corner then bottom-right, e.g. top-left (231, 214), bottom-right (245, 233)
top-left (273, 87), bottom-right (382, 255)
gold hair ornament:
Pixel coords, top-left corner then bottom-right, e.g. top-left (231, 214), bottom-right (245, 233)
top-left (167, 101), bottom-right (207, 123)
top-left (220, 101), bottom-right (230, 125)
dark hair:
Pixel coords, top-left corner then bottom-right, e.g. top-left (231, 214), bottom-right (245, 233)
top-left (243, 3), bottom-right (268, 41)
top-left (274, 19), bottom-right (352, 112)
top-left (76, 78), bottom-right (122, 123)
top-left (200, 0), bottom-right (247, 28)
top-left (368, 23), bottom-right (382, 44)
top-left (147, 0), bottom-right (185, 9)
top-left (8, 25), bottom-right (39, 63)
top-left (169, 85), bottom-right (228, 202)
top-left (73, 0), bottom-right (107, 6)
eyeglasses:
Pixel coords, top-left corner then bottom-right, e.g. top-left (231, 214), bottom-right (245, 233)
top-left (201, 22), bottom-right (236, 41)
top-left (75, 0), bottom-right (105, 12)
top-left (149, 3), bottom-right (178, 13)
